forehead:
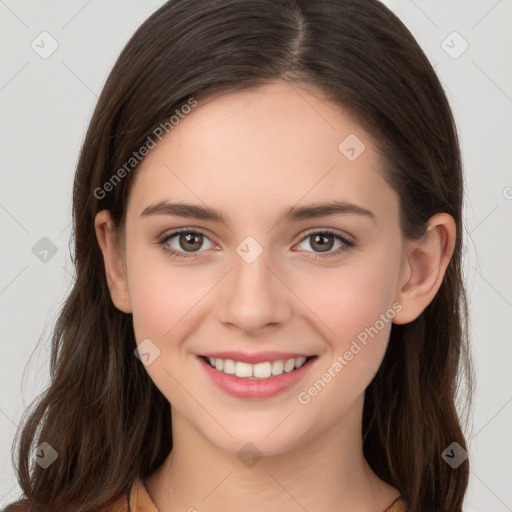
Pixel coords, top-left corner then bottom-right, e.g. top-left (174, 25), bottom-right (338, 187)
top-left (126, 80), bottom-right (398, 226)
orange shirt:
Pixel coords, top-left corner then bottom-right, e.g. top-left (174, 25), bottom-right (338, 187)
top-left (108, 478), bottom-right (408, 511)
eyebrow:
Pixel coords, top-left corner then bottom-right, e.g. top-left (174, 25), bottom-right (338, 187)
top-left (140, 200), bottom-right (375, 225)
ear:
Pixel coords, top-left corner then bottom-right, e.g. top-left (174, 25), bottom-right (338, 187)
top-left (94, 210), bottom-right (132, 313)
top-left (392, 213), bottom-right (456, 325)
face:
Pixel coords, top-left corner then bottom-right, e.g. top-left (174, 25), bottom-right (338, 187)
top-left (107, 80), bottom-right (410, 456)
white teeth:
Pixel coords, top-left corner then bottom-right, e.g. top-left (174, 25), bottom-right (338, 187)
top-left (205, 356), bottom-right (310, 379)
top-left (223, 359), bottom-right (236, 374)
top-left (271, 360), bottom-right (284, 376)
top-left (253, 362), bottom-right (272, 378)
top-left (235, 361), bottom-right (253, 378)
top-left (295, 356), bottom-right (306, 368)
top-left (283, 358), bottom-right (295, 373)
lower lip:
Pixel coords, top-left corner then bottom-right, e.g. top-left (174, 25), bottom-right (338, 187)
top-left (198, 356), bottom-right (317, 399)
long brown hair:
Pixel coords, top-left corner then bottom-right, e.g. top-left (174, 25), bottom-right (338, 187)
top-left (5, 1), bottom-right (473, 511)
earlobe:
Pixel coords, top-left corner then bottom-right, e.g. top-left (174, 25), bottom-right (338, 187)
top-left (94, 210), bottom-right (132, 313)
top-left (393, 213), bottom-right (456, 325)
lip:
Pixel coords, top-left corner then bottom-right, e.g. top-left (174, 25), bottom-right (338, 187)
top-left (199, 351), bottom-right (314, 364)
top-left (198, 354), bottom-right (318, 399)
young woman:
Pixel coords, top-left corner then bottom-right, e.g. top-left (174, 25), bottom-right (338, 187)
top-left (4, 1), bottom-right (473, 511)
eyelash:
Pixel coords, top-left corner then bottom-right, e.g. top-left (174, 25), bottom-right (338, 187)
top-left (156, 227), bottom-right (356, 261)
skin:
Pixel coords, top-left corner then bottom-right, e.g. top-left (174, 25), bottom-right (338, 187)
top-left (95, 80), bottom-right (456, 512)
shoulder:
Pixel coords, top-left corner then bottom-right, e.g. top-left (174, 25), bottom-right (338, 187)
top-left (383, 496), bottom-right (408, 512)
top-left (1, 495), bottom-right (131, 512)
top-left (1, 479), bottom-right (155, 512)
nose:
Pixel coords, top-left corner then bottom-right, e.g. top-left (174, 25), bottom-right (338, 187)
top-left (215, 244), bottom-right (293, 334)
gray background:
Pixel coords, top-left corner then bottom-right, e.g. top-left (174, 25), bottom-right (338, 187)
top-left (1, 1), bottom-right (511, 510)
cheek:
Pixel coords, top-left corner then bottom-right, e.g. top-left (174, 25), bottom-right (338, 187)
top-left (295, 249), bottom-right (400, 345)
top-left (127, 241), bottom-right (210, 342)
top-left (126, 249), bottom-right (207, 405)
top-left (293, 249), bottom-right (400, 399)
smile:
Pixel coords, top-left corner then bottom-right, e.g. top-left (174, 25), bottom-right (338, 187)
top-left (204, 356), bottom-right (309, 379)
top-left (198, 353), bottom-right (318, 399)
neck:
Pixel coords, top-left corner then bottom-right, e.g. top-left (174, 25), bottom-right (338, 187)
top-left (144, 396), bottom-right (400, 512)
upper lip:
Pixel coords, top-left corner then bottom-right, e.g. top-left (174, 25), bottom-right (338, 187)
top-left (199, 351), bottom-right (315, 364)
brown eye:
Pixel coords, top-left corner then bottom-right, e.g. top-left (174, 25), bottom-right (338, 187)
top-left (295, 230), bottom-right (355, 259)
top-left (178, 232), bottom-right (204, 252)
top-left (158, 229), bottom-right (216, 258)
top-left (309, 233), bottom-right (335, 253)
